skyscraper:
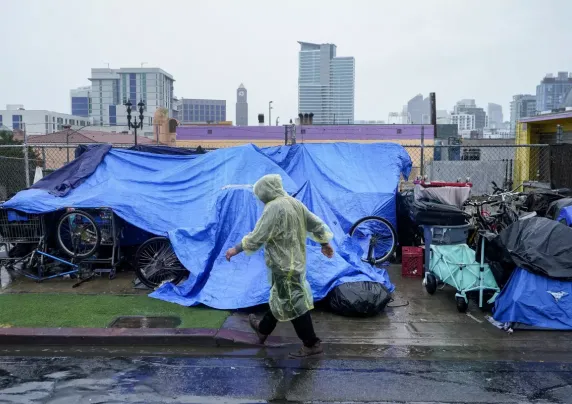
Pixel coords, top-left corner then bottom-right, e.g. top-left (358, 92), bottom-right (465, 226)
top-left (536, 72), bottom-right (572, 112)
top-left (510, 94), bottom-right (537, 132)
top-left (236, 83), bottom-right (248, 126)
top-left (407, 94), bottom-right (430, 124)
top-left (487, 103), bottom-right (503, 128)
top-left (298, 42), bottom-right (355, 125)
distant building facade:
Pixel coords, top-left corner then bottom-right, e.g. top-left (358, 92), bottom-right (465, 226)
top-left (298, 41), bottom-right (355, 124)
top-left (487, 103), bottom-right (503, 128)
top-left (450, 99), bottom-right (486, 133)
top-left (536, 72), bottom-right (572, 112)
top-left (0, 104), bottom-right (90, 135)
top-left (71, 67), bottom-right (174, 134)
top-left (70, 86), bottom-right (91, 117)
top-left (174, 99), bottom-right (226, 124)
top-left (236, 84), bottom-right (248, 126)
top-left (407, 94), bottom-right (430, 124)
top-left (510, 94), bottom-right (537, 133)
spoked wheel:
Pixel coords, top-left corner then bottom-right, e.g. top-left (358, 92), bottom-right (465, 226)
top-left (349, 216), bottom-right (397, 265)
top-left (57, 210), bottom-right (101, 258)
top-left (135, 237), bottom-right (186, 289)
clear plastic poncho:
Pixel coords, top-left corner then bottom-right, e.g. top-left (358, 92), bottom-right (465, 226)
top-left (241, 174), bottom-right (334, 322)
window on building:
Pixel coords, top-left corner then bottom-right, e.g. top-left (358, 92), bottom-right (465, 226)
top-left (12, 115), bottom-right (23, 130)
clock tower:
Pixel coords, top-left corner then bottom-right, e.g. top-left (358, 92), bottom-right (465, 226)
top-left (236, 83), bottom-right (248, 126)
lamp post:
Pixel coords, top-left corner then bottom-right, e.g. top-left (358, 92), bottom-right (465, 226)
top-left (126, 99), bottom-right (145, 146)
top-left (268, 101), bottom-right (273, 126)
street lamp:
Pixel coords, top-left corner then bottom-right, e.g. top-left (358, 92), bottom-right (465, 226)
top-left (268, 101), bottom-right (273, 127)
top-left (126, 99), bottom-right (145, 146)
top-left (276, 116), bottom-right (280, 126)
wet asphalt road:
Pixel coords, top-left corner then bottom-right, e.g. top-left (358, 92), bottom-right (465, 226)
top-left (0, 355), bottom-right (572, 403)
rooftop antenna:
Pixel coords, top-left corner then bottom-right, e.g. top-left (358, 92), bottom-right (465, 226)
top-left (105, 63), bottom-right (110, 69)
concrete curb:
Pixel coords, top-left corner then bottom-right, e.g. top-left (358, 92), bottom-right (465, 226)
top-left (0, 327), bottom-right (269, 347)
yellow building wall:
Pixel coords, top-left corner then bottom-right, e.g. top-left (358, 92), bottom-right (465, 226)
top-left (514, 117), bottom-right (572, 187)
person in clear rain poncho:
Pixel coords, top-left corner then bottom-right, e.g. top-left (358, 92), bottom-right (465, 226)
top-left (226, 174), bottom-right (334, 358)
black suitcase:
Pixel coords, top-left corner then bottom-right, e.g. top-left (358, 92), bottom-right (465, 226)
top-left (412, 199), bottom-right (469, 226)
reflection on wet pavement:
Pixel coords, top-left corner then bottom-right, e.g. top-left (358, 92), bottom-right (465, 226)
top-left (1, 356), bottom-right (572, 403)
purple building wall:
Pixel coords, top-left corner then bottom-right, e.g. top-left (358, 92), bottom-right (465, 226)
top-left (177, 124), bottom-right (434, 141)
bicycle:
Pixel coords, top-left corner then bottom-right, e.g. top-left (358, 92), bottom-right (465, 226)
top-left (348, 216), bottom-right (397, 265)
top-left (0, 208), bottom-right (101, 287)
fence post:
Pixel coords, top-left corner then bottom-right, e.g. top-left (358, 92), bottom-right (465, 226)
top-left (23, 130), bottom-right (30, 188)
top-left (420, 125), bottom-right (425, 177)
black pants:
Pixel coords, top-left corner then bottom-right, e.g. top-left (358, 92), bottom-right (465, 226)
top-left (258, 310), bottom-right (320, 348)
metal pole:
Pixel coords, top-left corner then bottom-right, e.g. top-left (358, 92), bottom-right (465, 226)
top-left (23, 128), bottom-right (30, 188)
top-left (134, 121), bottom-right (138, 146)
top-left (66, 129), bottom-right (70, 163)
top-left (557, 124), bottom-right (563, 144)
top-left (268, 101), bottom-right (273, 127)
top-left (420, 125), bottom-right (425, 178)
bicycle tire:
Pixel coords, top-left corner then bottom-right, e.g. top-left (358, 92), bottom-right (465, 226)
top-left (135, 237), bottom-right (186, 289)
top-left (57, 210), bottom-right (101, 258)
top-left (349, 216), bottom-right (397, 265)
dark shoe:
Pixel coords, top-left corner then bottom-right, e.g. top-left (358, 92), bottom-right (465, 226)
top-left (248, 314), bottom-right (268, 345)
top-left (288, 342), bottom-right (324, 358)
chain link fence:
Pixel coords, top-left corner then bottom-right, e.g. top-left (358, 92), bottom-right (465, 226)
top-left (402, 144), bottom-right (551, 195)
top-left (0, 142), bottom-right (557, 200)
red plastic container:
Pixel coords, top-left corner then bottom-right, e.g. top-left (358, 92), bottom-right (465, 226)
top-left (402, 246), bottom-right (424, 278)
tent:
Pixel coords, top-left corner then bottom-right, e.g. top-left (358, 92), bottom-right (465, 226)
top-left (2, 143), bottom-right (412, 309)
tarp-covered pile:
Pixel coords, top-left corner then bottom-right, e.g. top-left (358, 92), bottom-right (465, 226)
top-left (492, 217), bottom-right (572, 329)
top-left (2, 143), bottom-right (412, 309)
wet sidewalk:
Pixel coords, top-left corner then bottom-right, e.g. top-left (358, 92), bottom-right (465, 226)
top-left (222, 265), bottom-right (572, 361)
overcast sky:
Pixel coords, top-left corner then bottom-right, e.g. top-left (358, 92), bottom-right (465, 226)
top-left (2, 0), bottom-right (571, 125)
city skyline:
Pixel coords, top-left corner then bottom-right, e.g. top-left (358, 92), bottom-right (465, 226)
top-left (2, 0), bottom-right (572, 127)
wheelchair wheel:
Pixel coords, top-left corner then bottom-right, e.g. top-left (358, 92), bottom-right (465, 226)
top-left (57, 210), bottom-right (101, 258)
top-left (135, 237), bottom-right (186, 289)
top-left (349, 216), bottom-right (397, 265)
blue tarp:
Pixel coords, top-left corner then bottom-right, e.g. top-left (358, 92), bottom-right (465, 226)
top-left (493, 268), bottom-right (572, 330)
top-left (3, 143), bottom-right (412, 309)
top-left (558, 206), bottom-right (572, 226)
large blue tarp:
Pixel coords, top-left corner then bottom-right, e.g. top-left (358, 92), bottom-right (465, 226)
top-left (3, 143), bottom-right (412, 309)
top-left (493, 268), bottom-right (572, 330)
top-left (558, 206), bottom-right (572, 226)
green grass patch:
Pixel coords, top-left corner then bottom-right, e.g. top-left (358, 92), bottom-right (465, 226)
top-left (0, 294), bottom-right (230, 328)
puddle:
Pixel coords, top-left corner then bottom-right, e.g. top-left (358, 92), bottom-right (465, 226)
top-left (108, 316), bottom-right (181, 328)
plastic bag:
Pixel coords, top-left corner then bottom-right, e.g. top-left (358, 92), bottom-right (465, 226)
top-left (329, 281), bottom-right (392, 317)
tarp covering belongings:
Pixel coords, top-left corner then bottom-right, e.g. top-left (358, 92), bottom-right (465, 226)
top-left (558, 206), bottom-right (572, 226)
top-left (493, 217), bottom-right (572, 280)
top-left (493, 268), bottom-right (572, 330)
top-left (2, 143), bottom-right (411, 309)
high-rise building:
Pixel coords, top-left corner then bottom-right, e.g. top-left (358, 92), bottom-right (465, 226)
top-left (236, 84), bottom-right (248, 126)
top-left (451, 99), bottom-right (486, 130)
top-left (174, 99), bottom-right (226, 124)
top-left (407, 94), bottom-right (430, 124)
top-left (487, 103), bottom-right (503, 128)
top-left (83, 67), bottom-right (174, 128)
top-left (298, 42), bottom-right (355, 125)
top-left (510, 94), bottom-right (537, 132)
top-left (536, 72), bottom-right (572, 112)
top-left (70, 86), bottom-right (92, 117)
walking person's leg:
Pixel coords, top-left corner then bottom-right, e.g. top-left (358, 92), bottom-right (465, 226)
top-left (289, 311), bottom-right (323, 358)
top-left (249, 311), bottom-right (278, 344)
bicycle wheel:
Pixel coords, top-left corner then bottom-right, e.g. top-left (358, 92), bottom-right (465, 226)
top-left (135, 237), bottom-right (186, 289)
top-left (57, 210), bottom-right (101, 258)
top-left (349, 216), bottom-right (397, 265)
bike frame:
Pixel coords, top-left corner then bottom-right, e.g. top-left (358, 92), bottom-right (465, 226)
top-left (3, 248), bottom-right (79, 282)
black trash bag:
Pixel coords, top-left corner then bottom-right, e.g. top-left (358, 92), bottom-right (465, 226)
top-left (546, 198), bottom-right (572, 220)
top-left (476, 231), bottom-right (515, 288)
top-left (329, 281), bottom-right (392, 317)
top-left (525, 190), bottom-right (566, 217)
top-left (495, 217), bottom-right (572, 280)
